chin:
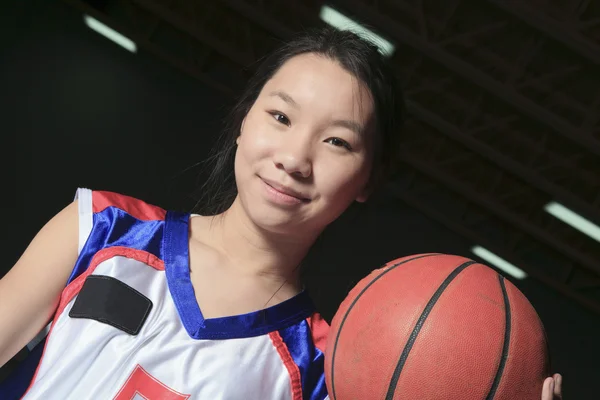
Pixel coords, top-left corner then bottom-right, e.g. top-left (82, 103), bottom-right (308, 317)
top-left (247, 204), bottom-right (308, 234)
top-left (247, 202), bottom-right (349, 240)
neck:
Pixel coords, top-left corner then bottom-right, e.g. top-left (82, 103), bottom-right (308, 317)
top-left (207, 197), bottom-right (319, 290)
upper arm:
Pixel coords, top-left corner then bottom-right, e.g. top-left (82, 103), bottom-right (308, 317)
top-left (0, 200), bottom-right (80, 367)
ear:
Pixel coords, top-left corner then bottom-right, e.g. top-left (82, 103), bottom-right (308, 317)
top-left (355, 190), bottom-right (370, 203)
top-left (355, 182), bottom-right (373, 203)
top-left (356, 170), bottom-right (382, 203)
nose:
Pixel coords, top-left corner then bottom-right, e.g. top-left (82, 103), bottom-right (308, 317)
top-left (272, 135), bottom-right (313, 178)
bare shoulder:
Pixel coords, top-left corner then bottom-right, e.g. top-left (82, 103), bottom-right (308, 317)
top-left (0, 200), bottom-right (79, 366)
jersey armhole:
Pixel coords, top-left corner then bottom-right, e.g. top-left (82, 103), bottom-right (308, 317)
top-left (74, 188), bottom-right (93, 256)
top-left (25, 188), bottom-right (93, 351)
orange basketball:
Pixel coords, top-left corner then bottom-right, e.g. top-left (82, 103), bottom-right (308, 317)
top-left (324, 253), bottom-right (550, 400)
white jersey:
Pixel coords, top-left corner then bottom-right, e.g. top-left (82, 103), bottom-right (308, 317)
top-left (7, 188), bottom-right (330, 400)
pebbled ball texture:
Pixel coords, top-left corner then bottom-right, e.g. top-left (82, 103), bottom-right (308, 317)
top-left (324, 253), bottom-right (549, 400)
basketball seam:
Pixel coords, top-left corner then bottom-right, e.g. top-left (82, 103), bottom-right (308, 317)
top-left (328, 253), bottom-right (441, 400)
top-left (485, 275), bottom-right (511, 400)
top-left (385, 260), bottom-right (476, 400)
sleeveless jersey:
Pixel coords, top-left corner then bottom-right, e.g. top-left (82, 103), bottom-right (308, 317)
top-left (14, 188), bottom-right (330, 400)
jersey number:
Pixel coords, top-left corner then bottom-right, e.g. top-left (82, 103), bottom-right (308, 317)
top-left (114, 365), bottom-right (190, 400)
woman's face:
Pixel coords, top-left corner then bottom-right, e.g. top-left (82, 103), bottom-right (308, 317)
top-left (234, 53), bottom-right (375, 234)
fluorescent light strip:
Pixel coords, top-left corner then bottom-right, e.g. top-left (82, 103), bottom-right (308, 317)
top-left (319, 5), bottom-right (395, 57)
top-left (544, 201), bottom-right (600, 243)
top-left (84, 15), bottom-right (137, 53)
top-left (471, 245), bottom-right (528, 280)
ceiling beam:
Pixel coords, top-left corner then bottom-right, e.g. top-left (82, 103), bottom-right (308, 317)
top-left (486, 0), bottom-right (600, 66)
top-left (328, 0), bottom-right (600, 157)
top-left (400, 151), bottom-right (600, 277)
top-left (407, 100), bottom-right (600, 224)
top-left (390, 181), bottom-right (600, 316)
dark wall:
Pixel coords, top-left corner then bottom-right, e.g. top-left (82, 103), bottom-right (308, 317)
top-left (2, 1), bottom-right (598, 398)
top-left (1, 0), bottom-right (230, 266)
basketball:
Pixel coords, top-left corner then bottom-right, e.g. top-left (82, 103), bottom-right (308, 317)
top-left (324, 253), bottom-right (550, 400)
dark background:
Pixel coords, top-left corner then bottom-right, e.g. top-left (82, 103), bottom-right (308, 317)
top-left (2, 1), bottom-right (599, 398)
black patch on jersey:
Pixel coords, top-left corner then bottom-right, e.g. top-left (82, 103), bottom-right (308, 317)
top-left (69, 275), bottom-right (152, 335)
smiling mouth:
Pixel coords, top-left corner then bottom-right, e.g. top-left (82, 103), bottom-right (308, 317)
top-left (261, 178), bottom-right (311, 203)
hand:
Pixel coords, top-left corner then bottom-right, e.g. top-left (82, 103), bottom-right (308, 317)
top-left (542, 374), bottom-right (562, 399)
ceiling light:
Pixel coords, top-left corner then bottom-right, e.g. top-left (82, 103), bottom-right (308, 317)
top-left (471, 245), bottom-right (528, 279)
top-left (84, 15), bottom-right (137, 53)
top-left (319, 5), bottom-right (395, 57)
top-left (544, 201), bottom-right (600, 243)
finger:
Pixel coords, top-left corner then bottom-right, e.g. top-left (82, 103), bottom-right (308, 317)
top-left (553, 374), bottom-right (562, 399)
top-left (541, 377), bottom-right (554, 400)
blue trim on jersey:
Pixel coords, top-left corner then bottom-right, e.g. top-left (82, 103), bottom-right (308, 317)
top-left (68, 207), bottom-right (165, 284)
top-left (164, 211), bottom-right (317, 340)
top-left (279, 321), bottom-right (328, 400)
top-left (163, 210), bottom-right (205, 336)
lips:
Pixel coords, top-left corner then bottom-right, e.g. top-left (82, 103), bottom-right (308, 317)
top-left (261, 178), bottom-right (310, 202)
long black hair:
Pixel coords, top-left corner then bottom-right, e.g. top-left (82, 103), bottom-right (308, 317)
top-left (194, 26), bottom-right (405, 216)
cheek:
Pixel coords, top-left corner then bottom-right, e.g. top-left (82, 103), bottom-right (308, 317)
top-left (235, 127), bottom-right (280, 183)
top-left (240, 114), bottom-right (280, 156)
top-left (316, 158), bottom-right (371, 199)
top-left (238, 131), bottom-right (270, 164)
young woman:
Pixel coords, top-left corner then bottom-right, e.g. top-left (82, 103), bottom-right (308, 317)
top-left (0, 27), bottom-right (562, 399)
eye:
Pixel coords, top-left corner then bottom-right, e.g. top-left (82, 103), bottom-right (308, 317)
top-left (269, 112), bottom-right (290, 126)
top-left (326, 137), bottom-right (353, 151)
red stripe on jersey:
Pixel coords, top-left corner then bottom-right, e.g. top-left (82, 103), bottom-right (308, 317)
top-left (305, 313), bottom-right (329, 354)
top-left (269, 331), bottom-right (303, 400)
top-left (93, 191), bottom-right (167, 221)
top-left (21, 247), bottom-right (165, 399)
top-left (113, 364), bottom-right (190, 400)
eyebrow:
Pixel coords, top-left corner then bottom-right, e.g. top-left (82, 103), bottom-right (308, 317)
top-left (269, 90), bottom-right (365, 136)
top-left (331, 119), bottom-right (364, 136)
top-left (269, 91), bottom-right (300, 109)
